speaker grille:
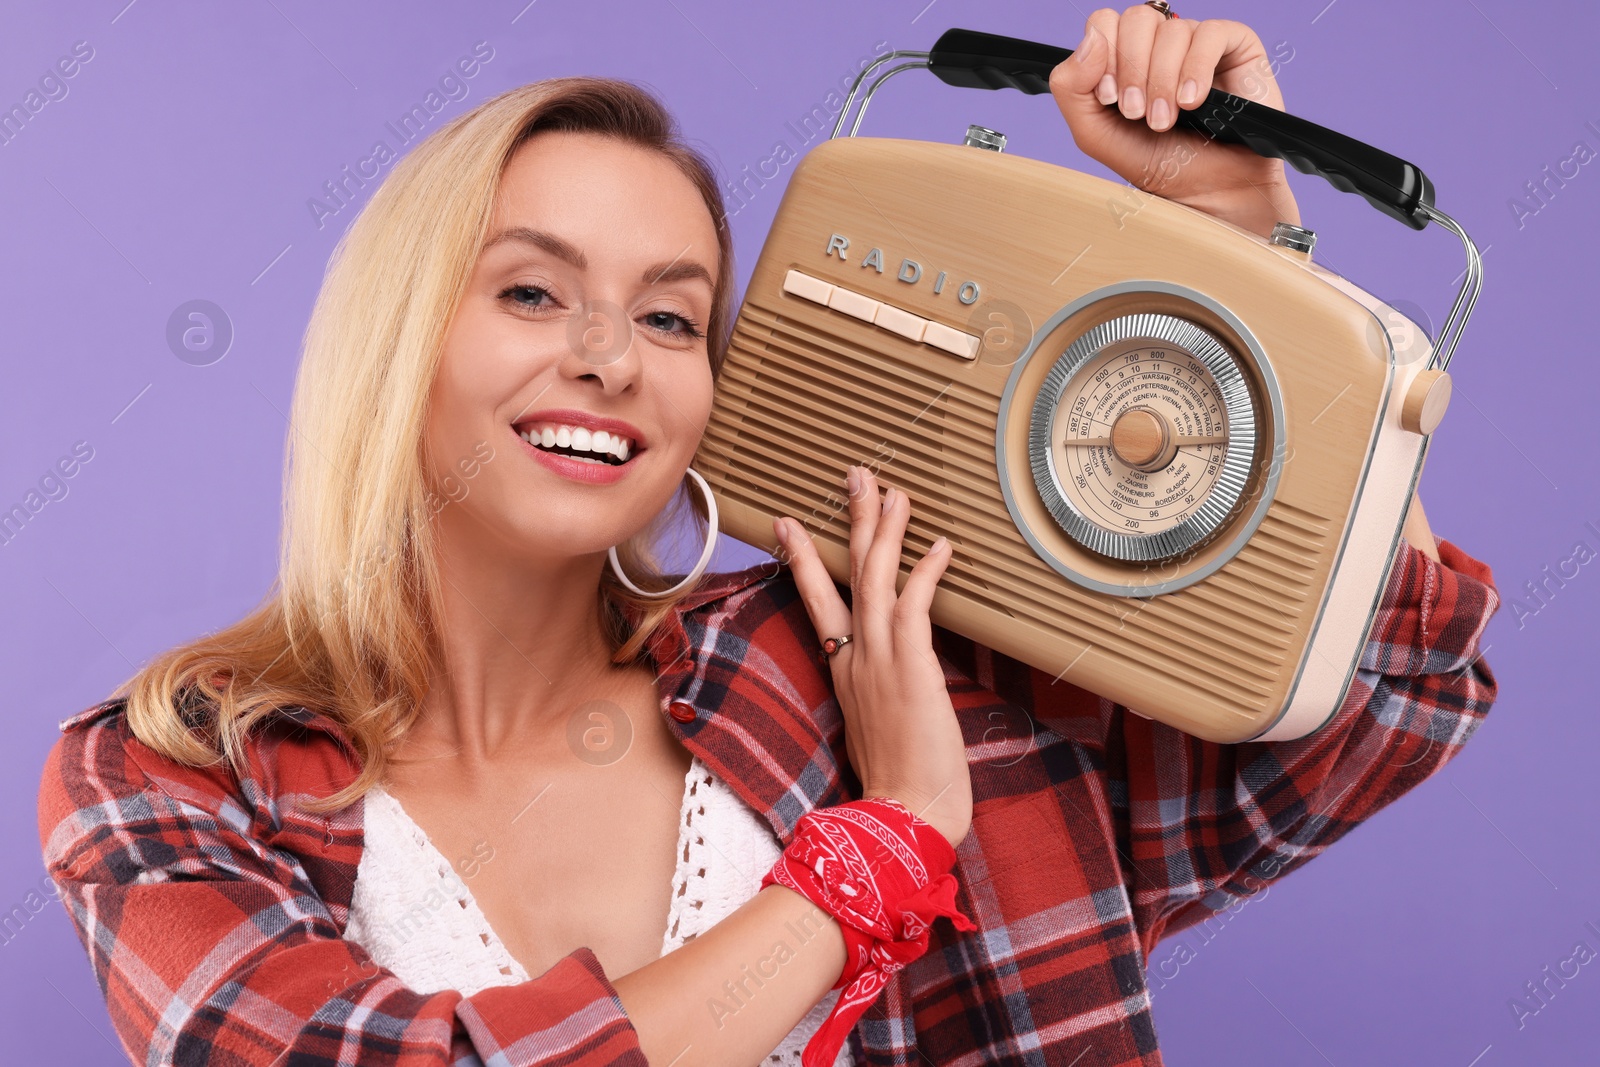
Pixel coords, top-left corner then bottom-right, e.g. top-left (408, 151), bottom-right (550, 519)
top-left (700, 300), bottom-right (1333, 710)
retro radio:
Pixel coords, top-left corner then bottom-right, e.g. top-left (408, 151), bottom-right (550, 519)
top-left (693, 29), bottom-right (1484, 742)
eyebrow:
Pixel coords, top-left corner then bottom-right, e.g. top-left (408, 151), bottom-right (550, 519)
top-left (482, 226), bottom-right (714, 288)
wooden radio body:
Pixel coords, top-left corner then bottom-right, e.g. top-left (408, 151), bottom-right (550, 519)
top-left (695, 135), bottom-right (1443, 743)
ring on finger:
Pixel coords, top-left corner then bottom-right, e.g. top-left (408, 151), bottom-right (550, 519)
top-left (819, 634), bottom-right (854, 663)
top-left (1143, 0), bottom-right (1178, 18)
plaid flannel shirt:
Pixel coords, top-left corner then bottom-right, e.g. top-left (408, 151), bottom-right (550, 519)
top-left (38, 535), bottom-right (1499, 1066)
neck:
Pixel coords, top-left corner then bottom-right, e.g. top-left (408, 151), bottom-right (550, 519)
top-left (411, 505), bottom-right (645, 763)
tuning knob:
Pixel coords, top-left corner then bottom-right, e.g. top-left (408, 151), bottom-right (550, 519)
top-left (1400, 369), bottom-right (1452, 435)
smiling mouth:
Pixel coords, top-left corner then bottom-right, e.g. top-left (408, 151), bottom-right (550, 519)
top-left (514, 420), bottom-right (640, 467)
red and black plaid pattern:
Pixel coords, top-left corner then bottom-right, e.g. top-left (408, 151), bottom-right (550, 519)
top-left (39, 536), bottom-right (1498, 1066)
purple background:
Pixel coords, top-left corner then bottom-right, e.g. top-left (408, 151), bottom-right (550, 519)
top-left (4, 1), bottom-right (1595, 1063)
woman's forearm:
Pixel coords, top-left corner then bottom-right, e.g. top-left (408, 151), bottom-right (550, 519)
top-left (612, 883), bottom-right (848, 1066)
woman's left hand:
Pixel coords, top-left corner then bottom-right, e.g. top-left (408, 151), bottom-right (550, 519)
top-left (1048, 6), bottom-right (1301, 239)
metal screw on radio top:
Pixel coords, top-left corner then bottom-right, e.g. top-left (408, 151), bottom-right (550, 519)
top-left (1269, 222), bottom-right (1317, 254)
top-left (963, 124), bottom-right (1007, 151)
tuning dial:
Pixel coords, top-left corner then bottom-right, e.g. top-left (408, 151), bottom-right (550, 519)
top-left (1030, 311), bottom-right (1258, 562)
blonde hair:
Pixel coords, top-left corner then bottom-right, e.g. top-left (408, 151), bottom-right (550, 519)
top-left (116, 77), bottom-right (738, 808)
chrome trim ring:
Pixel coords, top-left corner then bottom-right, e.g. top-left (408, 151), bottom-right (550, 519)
top-left (1029, 312), bottom-right (1256, 562)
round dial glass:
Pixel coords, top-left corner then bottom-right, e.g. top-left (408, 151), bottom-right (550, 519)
top-left (1053, 344), bottom-right (1228, 533)
top-left (1029, 313), bottom-right (1258, 562)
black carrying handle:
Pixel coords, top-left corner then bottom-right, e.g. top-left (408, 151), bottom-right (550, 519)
top-left (928, 28), bottom-right (1435, 231)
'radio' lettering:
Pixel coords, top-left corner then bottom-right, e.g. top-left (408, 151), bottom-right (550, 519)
top-left (819, 232), bottom-right (978, 301)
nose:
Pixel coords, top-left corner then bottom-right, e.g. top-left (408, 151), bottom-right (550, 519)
top-left (561, 298), bottom-right (643, 395)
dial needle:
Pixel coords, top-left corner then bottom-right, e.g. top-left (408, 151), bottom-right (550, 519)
top-left (1061, 435), bottom-right (1227, 446)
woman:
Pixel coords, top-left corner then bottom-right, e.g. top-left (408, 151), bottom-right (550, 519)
top-left (37, 8), bottom-right (1500, 1066)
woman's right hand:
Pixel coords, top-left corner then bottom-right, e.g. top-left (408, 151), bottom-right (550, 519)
top-left (772, 464), bottom-right (973, 849)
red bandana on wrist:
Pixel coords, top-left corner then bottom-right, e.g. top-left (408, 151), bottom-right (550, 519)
top-left (760, 797), bottom-right (977, 1067)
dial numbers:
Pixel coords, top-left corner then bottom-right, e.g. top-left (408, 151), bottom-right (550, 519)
top-left (1027, 311), bottom-right (1260, 564)
top-left (1052, 345), bottom-right (1229, 535)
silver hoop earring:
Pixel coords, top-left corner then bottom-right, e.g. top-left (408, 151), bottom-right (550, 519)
top-left (607, 467), bottom-right (720, 598)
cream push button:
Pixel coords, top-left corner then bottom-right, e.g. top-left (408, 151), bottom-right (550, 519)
top-left (873, 302), bottom-right (927, 342)
top-left (923, 320), bottom-right (981, 360)
top-left (779, 269), bottom-right (980, 360)
top-left (825, 286), bottom-right (879, 322)
top-left (781, 269), bottom-right (834, 304)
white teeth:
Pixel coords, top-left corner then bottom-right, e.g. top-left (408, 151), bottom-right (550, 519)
top-left (519, 420), bottom-right (638, 464)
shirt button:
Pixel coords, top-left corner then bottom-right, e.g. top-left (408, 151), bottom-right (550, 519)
top-left (668, 700), bottom-right (697, 723)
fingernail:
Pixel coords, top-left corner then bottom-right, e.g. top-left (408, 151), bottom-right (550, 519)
top-left (774, 517), bottom-right (790, 546)
top-left (881, 487), bottom-right (897, 515)
top-left (1096, 74), bottom-right (1118, 105)
top-left (1149, 97), bottom-right (1171, 130)
top-left (1121, 85), bottom-right (1144, 119)
top-left (846, 466), bottom-right (860, 494)
top-left (1178, 78), bottom-right (1199, 106)
top-left (1072, 25), bottom-right (1101, 63)
top-left (931, 536), bottom-right (949, 554)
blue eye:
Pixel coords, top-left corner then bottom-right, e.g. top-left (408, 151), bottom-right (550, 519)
top-left (643, 310), bottom-right (704, 340)
top-left (501, 283), bottom-right (556, 309)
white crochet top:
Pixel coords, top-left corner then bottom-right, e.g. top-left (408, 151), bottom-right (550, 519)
top-left (344, 753), bottom-right (855, 1066)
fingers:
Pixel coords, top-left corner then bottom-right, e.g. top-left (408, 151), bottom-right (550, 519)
top-left (1191, 20), bottom-right (1282, 108)
top-left (1068, 9), bottom-right (1275, 137)
top-left (1145, 18), bottom-right (1197, 131)
top-left (859, 474), bottom-right (910, 632)
top-left (893, 532), bottom-right (952, 649)
top-left (780, 466), bottom-right (954, 671)
top-left (1086, 8), bottom-right (1122, 105)
top-left (1051, 7), bottom-right (1183, 142)
top-left (848, 466), bottom-right (893, 652)
top-left (1048, 18), bottom-right (1124, 149)
top-left (773, 514), bottom-right (851, 659)
top-left (855, 470), bottom-right (953, 657)
top-left (1110, 3), bottom-right (1164, 120)
top-left (1175, 21), bottom-right (1229, 112)
top-left (845, 465), bottom-right (877, 592)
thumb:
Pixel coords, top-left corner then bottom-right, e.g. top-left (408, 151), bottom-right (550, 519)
top-left (1048, 26), bottom-right (1122, 147)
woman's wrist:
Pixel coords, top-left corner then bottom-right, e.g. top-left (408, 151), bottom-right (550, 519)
top-left (1174, 175), bottom-right (1301, 241)
top-left (860, 785), bottom-right (968, 849)
top-left (759, 799), bottom-right (977, 1067)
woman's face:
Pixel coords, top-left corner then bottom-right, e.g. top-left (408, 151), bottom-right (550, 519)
top-left (425, 129), bottom-right (721, 566)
